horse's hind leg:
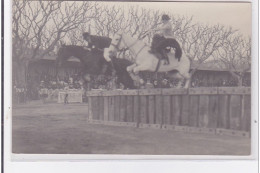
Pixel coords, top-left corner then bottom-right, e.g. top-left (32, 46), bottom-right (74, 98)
top-left (177, 77), bottom-right (184, 88)
top-left (168, 71), bottom-right (190, 88)
top-left (167, 72), bottom-right (183, 88)
top-left (180, 71), bottom-right (191, 88)
top-left (184, 76), bottom-right (191, 88)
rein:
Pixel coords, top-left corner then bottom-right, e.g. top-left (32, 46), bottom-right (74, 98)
top-left (118, 34), bottom-right (148, 59)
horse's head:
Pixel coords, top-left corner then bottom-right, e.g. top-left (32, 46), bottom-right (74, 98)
top-left (104, 47), bottom-right (121, 63)
top-left (104, 32), bottom-right (127, 62)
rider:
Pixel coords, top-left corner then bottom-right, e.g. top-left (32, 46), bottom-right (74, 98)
top-left (149, 14), bottom-right (173, 65)
top-left (82, 32), bottom-right (112, 51)
top-left (83, 32), bottom-right (114, 75)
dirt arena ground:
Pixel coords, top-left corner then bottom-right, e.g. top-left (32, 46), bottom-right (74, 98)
top-left (12, 101), bottom-right (250, 155)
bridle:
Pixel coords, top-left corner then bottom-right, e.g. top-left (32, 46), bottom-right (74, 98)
top-left (110, 34), bottom-right (125, 51)
top-left (110, 33), bottom-right (147, 59)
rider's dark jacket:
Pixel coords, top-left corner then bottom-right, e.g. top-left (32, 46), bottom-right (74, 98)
top-left (84, 35), bottom-right (112, 50)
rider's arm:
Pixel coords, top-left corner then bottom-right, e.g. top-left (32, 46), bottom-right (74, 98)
top-left (153, 23), bottom-right (172, 31)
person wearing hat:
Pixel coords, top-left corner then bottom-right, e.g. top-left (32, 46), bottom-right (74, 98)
top-left (161, 78), bottom-right (170, 88)
top-left (149, 14), bottom-right (173, 65)
top-left (151, 14), bottom-right (173, 38)
top-left (82, 32), bottom-right (112, 77)
top-left (82, 32), bottom-right (112, 51)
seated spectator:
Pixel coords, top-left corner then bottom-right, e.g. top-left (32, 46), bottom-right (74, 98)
top-left (40, 81), bottom-right (45, 88)
top-left (161, 79), bottom-right (170, 88)
top-left (145, 79), bottom-right (154, 89)
top-left (153, 80), bottom-right (160, 88)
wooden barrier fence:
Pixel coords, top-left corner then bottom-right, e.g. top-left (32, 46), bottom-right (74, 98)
top-left (86, 87), bottom-right (251, 137)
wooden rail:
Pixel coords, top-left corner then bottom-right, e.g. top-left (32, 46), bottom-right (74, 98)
top-left (86, 87), bottom-right (251, 137)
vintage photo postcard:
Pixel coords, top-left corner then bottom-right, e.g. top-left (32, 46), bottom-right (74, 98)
top-left (8, 0), bottom-right (256, 161)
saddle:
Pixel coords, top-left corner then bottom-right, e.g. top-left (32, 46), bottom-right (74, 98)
top-left (149, 35), bottom-right (170, 65)
top-left (150, 34), bottom-right (182, 63)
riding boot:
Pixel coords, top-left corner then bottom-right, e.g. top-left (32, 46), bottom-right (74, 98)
top-left (149, 46), bottom-right (156, 54)
top-left (162, 51), bottom-right (169, 65)
top-left (149, 49), bottom-right (156, 54)
top-left (149, 38), bottom-right (158, 54)
top-left (154, 52), bottom-right (163, 61)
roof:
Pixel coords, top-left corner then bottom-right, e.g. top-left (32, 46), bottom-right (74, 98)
top-left (191, 60), bottom-right (251, 72)
top-left (41, 55), bottom-right (80, 62)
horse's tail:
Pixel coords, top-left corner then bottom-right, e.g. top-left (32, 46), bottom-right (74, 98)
top-left (174, 40), bottom-right (182, 61)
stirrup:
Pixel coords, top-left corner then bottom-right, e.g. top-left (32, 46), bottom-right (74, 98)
top-left (162, 60), bottom-right (168, 65)
top-left (148, 49), bottom-right (155, 54)
top-left (164, 61), bottom-right (169, 65)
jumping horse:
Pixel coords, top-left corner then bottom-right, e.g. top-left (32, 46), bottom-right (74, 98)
top-left (104, 32), bottom-right (191, 88)
top-left (56, 45), bottom-right (135, 89)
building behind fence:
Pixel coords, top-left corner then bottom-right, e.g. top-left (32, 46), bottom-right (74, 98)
top-left (13, 56), bottom-right (251, 103)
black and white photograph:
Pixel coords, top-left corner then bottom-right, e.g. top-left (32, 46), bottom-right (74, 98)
top-left (10, 0), bottom-right (253, 157)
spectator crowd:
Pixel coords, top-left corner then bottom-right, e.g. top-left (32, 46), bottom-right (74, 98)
top-left (13, 71), bottom-right (251, 104)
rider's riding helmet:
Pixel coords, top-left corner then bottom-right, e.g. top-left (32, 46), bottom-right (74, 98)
top-left (161, 14), bottom-right (170, 21)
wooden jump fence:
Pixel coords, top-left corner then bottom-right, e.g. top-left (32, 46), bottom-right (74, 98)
top-left (86, 87), bottom-right (251, 137)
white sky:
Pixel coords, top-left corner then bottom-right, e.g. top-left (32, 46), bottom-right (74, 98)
top-left (98, 1), bottom-right (251, 37)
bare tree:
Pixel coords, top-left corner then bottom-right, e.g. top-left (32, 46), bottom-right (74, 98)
top-left (126, 6), bottom-right (161, 40)
top-left (12, 0), bottom-right (96, 86)
top-left (216, 35), bottom-right (251, 86)
top-left (173, 22), bottom-right (238, 77)
top-left (92, 4), bottom-right (124, 37)
top-left (17, 1), bottom-right (250, 89)
top-left (66, 23), bottom-right (91, 46)
top-left (90, 4), bottom-right (161, 39)
top-left (13, 0), bottom-right (62, 86)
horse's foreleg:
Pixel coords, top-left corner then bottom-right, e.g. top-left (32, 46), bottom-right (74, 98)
top-left (127, 64), bottom-right (137, 73)
top-left (128, 72), bottom-right (143, 84)
top-left (133, 65), bottom-right (147, 74)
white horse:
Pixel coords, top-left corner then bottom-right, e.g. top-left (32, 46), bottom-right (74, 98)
top-left (104, 32), bottom-right (191, 88)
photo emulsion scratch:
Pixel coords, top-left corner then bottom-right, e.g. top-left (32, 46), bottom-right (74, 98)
top-left (11, 1), bottom-right (252, 156)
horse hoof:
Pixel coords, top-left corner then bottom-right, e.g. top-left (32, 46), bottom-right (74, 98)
top-left (126, 67), bottom-right (131, 72)
top-left (133, 69), bottom-right (139, 75)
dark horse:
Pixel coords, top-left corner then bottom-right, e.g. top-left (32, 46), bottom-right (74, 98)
top-left (56, 45), bottom-right (135, 89)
